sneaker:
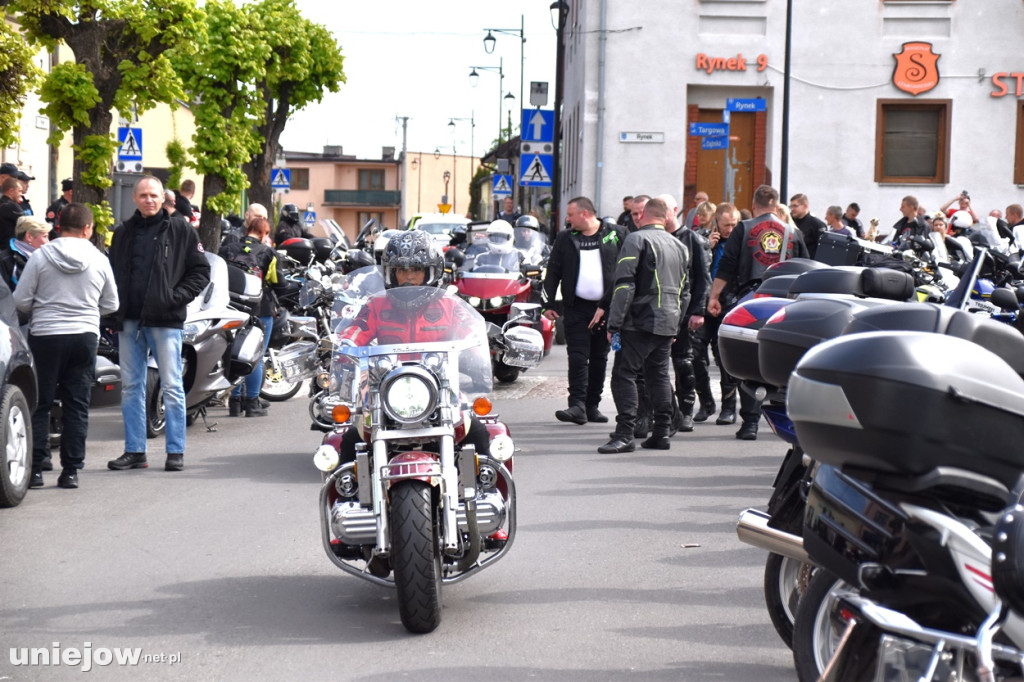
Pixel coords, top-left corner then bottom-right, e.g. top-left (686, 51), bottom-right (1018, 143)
top-left (597, 437), bottom-right (635, 454)
top-left (40, 456), bottom-right (53, 471)
top-left (108, 452), bottom-right (148, 470)
top-left (677, 414), bottom-right (695, 433)
top-left (693, 404), bottom-right (715, 423)
top-left (57, 470), bottom-right (79, 489)
top-left (640, 434), bottom-right (671, 450)
top-left (29, 470), bottom-right (43, 488)
top-left (736, 422), bottom-right (758, 440)
top-left (165, 454), bottom-right (184, 472)
top-left (555, 405), bottom-right (587, 425)
top-left (716, 409), bottom-right (737, 425)
top-left (586, 407), bottom-right (609, 423)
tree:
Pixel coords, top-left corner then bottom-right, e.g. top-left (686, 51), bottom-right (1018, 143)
top-left (243, 0), bottom-right (345, 211)
top-left (12, 0), bottom-right (200, 238)
top-left (0, 10), bottom-right (43, 149)
top-left (174, 0), bottom-right (269, 249)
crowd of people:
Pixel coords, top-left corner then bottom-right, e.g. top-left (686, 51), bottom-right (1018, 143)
top-left (542, 185), bottom-right (1024, 453)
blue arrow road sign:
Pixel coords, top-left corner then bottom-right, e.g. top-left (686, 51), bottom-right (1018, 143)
top-left (492, 174), bottom-right (513, 195)
top-left (519, 154), bottom-right (553, 187)
top-left (521, 109), bottom-right (554, 143)
top-left (689, 122), bottom-right (729, 137)
top-left (701, 135), bottom-right (730, 151)
top-left (117, 127), bottom-right (143, 161)
top-left (271, 168), bottom-right (291, 190)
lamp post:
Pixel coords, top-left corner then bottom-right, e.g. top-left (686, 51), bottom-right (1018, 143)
top-left (482, 16), bottom-right (525, 145)
top-left (549, 1), bottom-right (569, 235)
top-left (468, 59), bottom-right (505, 148)
top-left (435, 145), bottom-right (458, 214)
top-left (442, 170), bottom-right (451, 209)
top-left (449, 115), bottom-right (475, 217)
top-left (410, 154), bottom-right (422, 214)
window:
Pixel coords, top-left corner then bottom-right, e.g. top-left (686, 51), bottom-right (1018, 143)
top-left (290, 167), bottom-right (309, 190)
top-left (358, 211), bottom-right (383, 227)
top-left (359, 169), bottom-right (385, 191)
top-left (875, 99), bottom-right (951, 184)
top-left (1016, 101), bottom-right (1024, 185)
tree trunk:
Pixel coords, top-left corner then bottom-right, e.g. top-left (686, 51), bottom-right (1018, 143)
top-left (200, 173), bottom-right (228, 252)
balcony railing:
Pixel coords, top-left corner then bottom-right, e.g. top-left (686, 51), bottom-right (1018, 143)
top-left (323, 189), bottom-right (401, 207)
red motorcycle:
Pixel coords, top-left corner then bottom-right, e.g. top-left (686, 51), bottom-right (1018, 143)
top-left (449, 228), bottom-right (553, 382)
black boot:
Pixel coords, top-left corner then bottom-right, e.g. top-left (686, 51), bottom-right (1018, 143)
top-left (229, 396), bottom-right (242, 417)
top-left (243, 397), bottom-right (267, 417)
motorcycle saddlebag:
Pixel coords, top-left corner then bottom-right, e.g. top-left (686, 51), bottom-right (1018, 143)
top-left (756, 298), bottom-right (886, 388)
top-left (788, 331), bottom-right (1024, 493)
top-left (753, 274), bottom-right (799, 299)
top-left (718, 297), bottom-right (794, 385)
top-left (788, 266), bottom-right (914, 301)
top-left (228, 323), bottom-right (265, 381)
top-left (813, 231), bottom-right (861, 267)
top-left (90, 355), bottom-right (122, 408)
top-left (802, 464), bottom-right (910, 587)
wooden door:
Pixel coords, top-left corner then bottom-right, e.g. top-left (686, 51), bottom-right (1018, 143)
top-left (694, 109), bottom-right (755, 210)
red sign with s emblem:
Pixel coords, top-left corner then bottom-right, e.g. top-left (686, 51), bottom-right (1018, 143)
top-left (892, 42), bottom-right (940, 96)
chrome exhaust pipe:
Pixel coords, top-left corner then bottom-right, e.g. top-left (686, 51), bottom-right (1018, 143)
top-left (736, 508), bottom-right (810, 564)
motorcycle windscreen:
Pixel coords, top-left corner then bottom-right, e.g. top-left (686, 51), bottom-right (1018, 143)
top-left (332, 285), bottom-right (493, 400)
top-left (514, 229), bottom-right (548, 266)
top-left (331, 265), bottom-right (386, 332)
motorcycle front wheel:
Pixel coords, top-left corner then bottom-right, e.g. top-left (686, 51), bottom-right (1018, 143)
top-left (493, 361), bottom-right (520, 384)
top-left (792, 570), bottom-right (879, 682)
top-left (259, 357), bottom-right (303, 402)
top-left (764, 552), bottom-right (814, 649)
top-left (390, 480), bottom-right (442, 634)
top-left (146, 367), bottom-right (165, 439)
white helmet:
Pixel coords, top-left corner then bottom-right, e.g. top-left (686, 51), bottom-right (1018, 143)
top-left (950, 210), bottom-right (974, 232)
top-left (486, 219), bottom-right (515, 252)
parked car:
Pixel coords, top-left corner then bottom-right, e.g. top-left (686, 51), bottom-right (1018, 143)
top-left (406, 213), bottom-right (471, 248)
top-left (0, 284), bottom-right (37, 508)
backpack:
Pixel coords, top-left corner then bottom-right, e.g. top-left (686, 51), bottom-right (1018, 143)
top-left (222, 239), bottom-right (264, 280)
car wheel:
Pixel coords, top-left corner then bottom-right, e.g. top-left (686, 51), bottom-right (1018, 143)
top-left (0, 385), bottom-right (32, 508)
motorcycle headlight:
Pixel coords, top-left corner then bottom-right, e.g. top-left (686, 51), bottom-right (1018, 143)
top-left (381, 366), bottom-right (438, 424)
top-left (313, 444), bottom-right (340, 472)
top-left (489, 296), bottom-right (504, 308)
top-left (489, 434), bottom-right (515, 462)
top-left (468, 296), bottom-right (482, 308)
top-left (183, 320), bottom-right (211, 344)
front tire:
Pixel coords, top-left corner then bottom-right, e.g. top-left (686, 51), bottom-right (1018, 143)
top-left (764, 553), bottom-right (814, 649)
top-left (146, 367), bottom-right (165, 439)
top-left (493, 361), bottom-right (520, 384)
top-left (390, 480), bottom-right (442, 634)
top-left (792, 570), bottom-right (878, 682)
top-left (0, 385), bottom-right (32, 508)
top-left (259, 356), bottom-right (302, 402)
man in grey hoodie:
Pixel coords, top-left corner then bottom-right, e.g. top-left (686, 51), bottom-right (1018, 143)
top-left (14, 203), bottom-right (119, 489)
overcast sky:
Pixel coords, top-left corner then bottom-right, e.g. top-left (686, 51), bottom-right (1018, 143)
top-left (280, 1), bottom-right (558, 162)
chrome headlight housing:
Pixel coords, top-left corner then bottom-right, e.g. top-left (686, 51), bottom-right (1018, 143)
top-left (489, 434), bottom-right (515, 462)
top-left (183, 320), bottom-right (211, 344)
top-left (381, 366), bottom-right (439, 424)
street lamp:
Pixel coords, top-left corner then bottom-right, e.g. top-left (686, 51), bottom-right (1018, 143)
top-left (449, 114), bottom-right (476, 181)
top-left (442, 170), bottom-right (451, 208)
top-left (482, 16), bottom-right (525, 145)
top-left (468, 59), bottom-right (505, 146)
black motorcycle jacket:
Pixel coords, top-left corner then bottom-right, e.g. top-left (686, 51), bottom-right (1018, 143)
top-left (675, 227), bottom-right (710, 320)
top-left (542, 219), bottom-right (624, 313)
top-left (106, 208), bottom-right (211, 330)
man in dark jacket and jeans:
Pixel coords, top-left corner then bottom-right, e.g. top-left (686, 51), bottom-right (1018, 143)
top-left (600, 197), bottom-right (689, 454)
top-left (106, 176), bottom-right (210, 472)
top-left (542, 196), bottom-right (624, 426)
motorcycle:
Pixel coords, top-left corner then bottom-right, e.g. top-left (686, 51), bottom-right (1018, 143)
top-left (449, 228), bottom-right (553, 383)
top-left (146, 252), bottom-right (264, 436)
top-left (311, 282), bottom-right (543, 633)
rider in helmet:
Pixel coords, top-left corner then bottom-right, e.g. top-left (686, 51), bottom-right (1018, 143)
top-left (274, 203), bottom-right (310, 247)
top-left (949, 209), bottom-right (983, 253)
top-left (473, 219), bottom-right (522, 271)
top-left (514, 214), bottom-right (550, 264)
top-left (336, 230), bottom-right (492, 463)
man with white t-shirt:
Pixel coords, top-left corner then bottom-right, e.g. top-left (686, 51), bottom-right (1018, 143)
top-left (542, 196), bottom-right (625, 426)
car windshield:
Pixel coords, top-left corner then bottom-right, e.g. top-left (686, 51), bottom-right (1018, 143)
top-left (415, 223), bottom-right (461, 237)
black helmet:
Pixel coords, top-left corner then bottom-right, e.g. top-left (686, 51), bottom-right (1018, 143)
top-left (382, 230), bottom-right (444, 290)
top-left (280, 203), bottom-right (300, 225)
top-left (342, 249), bottom-right (375, 273)
top-left (310, 237), bottom-right (333, 263)
top-left (281, 237), bottom-right (314, 265)
top-left (515, 215), bottom-right (541, 230)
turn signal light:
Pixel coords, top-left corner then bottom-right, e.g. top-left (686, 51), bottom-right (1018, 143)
top-left (332, 405), bottom-right (351, 423)
top-left (473, 397), bottom-right (492, 415)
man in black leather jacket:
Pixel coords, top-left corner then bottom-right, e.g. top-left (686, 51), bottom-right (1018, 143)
top-left (105, 176), bottom-right (210, 473)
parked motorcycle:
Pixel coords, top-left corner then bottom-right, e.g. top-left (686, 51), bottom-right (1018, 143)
top-left (311, 283), bottom-right (543, 633)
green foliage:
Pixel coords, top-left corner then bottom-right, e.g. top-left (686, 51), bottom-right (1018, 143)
top-left (76, 133), bottom-right (118, 190)
top-left (165, 138), bottom-right (188, 191)
top-left (0, 21), bottom-right (42, 148)
top-left (86, 200), bottom-right (114, 243)
top-left (38, 62), bottom-right (99, 142)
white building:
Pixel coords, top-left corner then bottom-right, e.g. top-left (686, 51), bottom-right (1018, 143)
top-left (560, 0), bottom-right (1024, 227)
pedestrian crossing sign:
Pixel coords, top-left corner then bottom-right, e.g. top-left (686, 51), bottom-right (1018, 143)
top-left (492, 174), bottom-right (513, 195)
top-left (117, 126), bottom-right (143, 162)
top-left (271, 168), bottom-right (291, 190)
top-left (519, 153), bottom-right (553, 187)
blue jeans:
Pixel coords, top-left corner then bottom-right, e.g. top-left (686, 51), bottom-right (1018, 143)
top-left (231, 315), bottom-right (274, 399)
top-left (120, 320), bottom-right (186, 454)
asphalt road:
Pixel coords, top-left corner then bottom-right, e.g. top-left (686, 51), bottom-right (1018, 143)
top-left (0, 345), bottom-right (797, 681)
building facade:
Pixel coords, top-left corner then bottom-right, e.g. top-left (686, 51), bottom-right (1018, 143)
top-left (560, 0), bottom-right (1024, 228)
